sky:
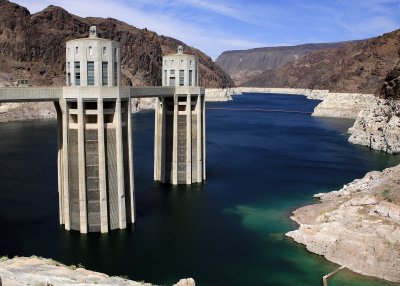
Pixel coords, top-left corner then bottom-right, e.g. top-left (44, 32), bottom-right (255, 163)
top-left (12, 0), bottom-right (400, 59)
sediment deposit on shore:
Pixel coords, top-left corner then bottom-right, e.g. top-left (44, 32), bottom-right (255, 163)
top-left (286, 165), bottom-right (400, 283)
top-left (0, 256), bottom-right (195, 286)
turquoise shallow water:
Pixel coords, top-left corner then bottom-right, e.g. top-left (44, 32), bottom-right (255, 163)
top-left (0, 93), bottom-right (399, 286)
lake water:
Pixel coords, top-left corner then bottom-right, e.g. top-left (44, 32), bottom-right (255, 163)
top-left (0, 93), bottom-right (399, 286)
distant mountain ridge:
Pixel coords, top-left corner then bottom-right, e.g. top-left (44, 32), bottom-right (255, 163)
top-left (215, 42), bottom-right (354, 85)
top-left (241, 29), bottom-right (400, 94)
top-left (0, 0), bottom-right (233, 88)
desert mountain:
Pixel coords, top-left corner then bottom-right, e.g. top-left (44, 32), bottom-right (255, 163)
top-left (215, 42), bottom-right (349, 85)
top-left (0, 0), bottom-right (233, 88)
top-left (242, 29), bottom-right (400, 94)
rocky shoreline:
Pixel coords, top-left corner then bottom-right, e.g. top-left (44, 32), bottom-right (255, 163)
top-left (349, 99), bottom-right (400, 154)
top-left (213, 87), bottom-right (400, 283)
top-left (286, 165), bottom-right (400, 283)
top-left (0, 256), bottom-right (195, 286)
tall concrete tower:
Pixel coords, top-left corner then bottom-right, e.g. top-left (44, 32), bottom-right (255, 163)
top-left (56, 26), bottom-right (135, 233)
top-left (154, 46), bottom-right (206, 185)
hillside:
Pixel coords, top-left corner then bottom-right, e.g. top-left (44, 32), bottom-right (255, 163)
top-left (242, 29), bottom-right (400, 94)
top-left (0, 0), bottom-right (233, 88)
top-left (215, 43), bottom-right (347, 85)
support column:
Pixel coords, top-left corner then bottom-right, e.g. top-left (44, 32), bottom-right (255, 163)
top-left (172, 94), bottom-right (178, 185)
top-left (196, 93), bottom-right (202, 183)
top-left (54, 102), bottom-right (64, 225)
top-left (97, 98), bottom-right (109, 233)
top-left (61, 99), bottom-right (71, 230)
top-left (115, 98), bottom-right (126, 229)
top-left (78, 98), bottom-right (88, 233)
top-left (154, 97), bottom-right (160, 181)
top-left (161, 97), bottom-right (167, 183)
top-left (127, 97), bottom-right (135, 223)
top-left (186, 93), bottom-right (192, 184)
top-left (202, 95), bottom-right (206, 181)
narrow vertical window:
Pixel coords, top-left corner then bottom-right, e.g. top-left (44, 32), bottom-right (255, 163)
top-left (189, 70), bottom-right (193, 86)
top-left (74, 61), bottom-right (80, 86)
top-left (103, 47), bottom-right (106, 55)
top-left (114, 62), bottom-right (118, 86)
top-left (169, 70), bottom-right (175, 86)
top-left (67, 73), bottom-right (71, 86)
top-left (87, 61), bottom-right (94, 86)
top-left (102, 62), bottom-right (108, 86)
top-left (164, 70), bottom-right (167, 85)
top-left (179, 70), bottom-right (184, 86)
top-left (75, 47), bottom-right (79, 54)
top-left (88, 46), bottom-right (93, 56)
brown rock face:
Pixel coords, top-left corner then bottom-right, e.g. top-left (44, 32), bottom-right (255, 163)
top-left (0, 0), bottom-right (233, 88)
top-left (215, 42), bottom-right (352, 86)
top-left (380, 56), bottom-right (400, 99)
top-left (242, 29), bottom-right (400, 94)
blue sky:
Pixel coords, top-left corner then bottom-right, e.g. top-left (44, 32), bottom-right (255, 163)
top-left (13, 0), bottom-right (400, 59)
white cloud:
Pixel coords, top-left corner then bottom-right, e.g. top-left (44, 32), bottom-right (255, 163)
top-left (338, 16), bottom-right (399, 36)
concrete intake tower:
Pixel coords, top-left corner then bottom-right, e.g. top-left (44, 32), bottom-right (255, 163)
top-left (56, 26), bottom-right (134, 233)
top-left (0, 27), bottom-right (206, 233)
top-left (154, 46), bottom-right (206, 184)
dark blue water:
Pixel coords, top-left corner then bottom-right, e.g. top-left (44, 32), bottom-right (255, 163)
top-left (0, 93), bottom-right (399, 286)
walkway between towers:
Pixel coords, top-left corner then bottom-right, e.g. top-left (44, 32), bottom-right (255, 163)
top-left (0, 86), bottom-right (204, 102)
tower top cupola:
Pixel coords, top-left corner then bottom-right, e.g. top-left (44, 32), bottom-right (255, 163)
top-left (65, 26), bottom-right (120, 87)
top-left (162, 45), bottom-right (199, 87)
top-left (89, 26), bottom-right (98, 38)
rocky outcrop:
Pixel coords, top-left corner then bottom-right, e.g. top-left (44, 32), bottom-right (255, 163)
top-left (215, 42), bottom-right (348, 86)
top-left (0, 102), bottom-right (55, 122)
top-left (0, 256), bottom-right (195, 286)
top-left (348, 99), bottom-right (400, 154)
top-left (0, 0), bottom-right (233, 88)
top-left (0, 256), bottom-right (148, 286)
top-left (286, 165), bottom-right (400, 283)
top-left (312, 93), bottom-right (376, 119)
top-left (173, 278), bottom-right (196, 286)
top-left (347, 60), bottom-right (400, 153)
top-left (205, 88), bottom-right (234, 101)
top-left (380, 59), bottom-right (400, 99)
top-left (242, 29), bottom-right (400, 94)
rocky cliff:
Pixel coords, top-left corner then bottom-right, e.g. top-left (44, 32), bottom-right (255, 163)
top-left (215, 43), bottom-right (347, 86)
top-left (348, 59), bottom-right (400, 153)
top-left (0, 0), bottom-right (233, 88)
top-left (242, 29), bottom-right (400, 94)
top-left (287, 165), bottom-right (400, 283)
